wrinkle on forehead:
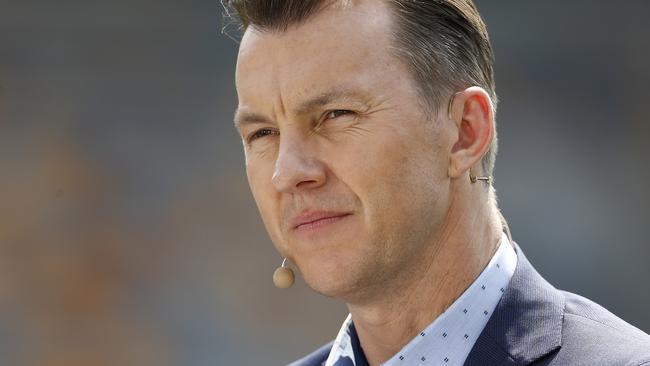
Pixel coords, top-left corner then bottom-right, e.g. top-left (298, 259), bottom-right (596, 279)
top-left (235, 0), bottom-right (404, 125)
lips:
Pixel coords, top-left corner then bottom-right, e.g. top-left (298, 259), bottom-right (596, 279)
top-left (291, 211), bottom-right (352, 231)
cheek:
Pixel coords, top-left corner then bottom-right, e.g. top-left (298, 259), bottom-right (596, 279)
top-left (367, 128), bottom-right (444, 181)
top-left (246, 162), bottom-right (284, 245)
top-left (245, 144), bottom-right (278, 203)
top-left (330, 123), bottom-right (449, 224)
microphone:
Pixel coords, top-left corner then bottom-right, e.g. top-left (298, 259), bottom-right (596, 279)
top-left (273, 258), bottom-right (295, 289)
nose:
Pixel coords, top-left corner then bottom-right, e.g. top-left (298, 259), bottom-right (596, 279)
top-left (271, 135), bottom-right (326, 193)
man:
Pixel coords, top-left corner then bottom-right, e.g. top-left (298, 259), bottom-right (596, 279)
top-left (227, 0), bottom-right (650, 365)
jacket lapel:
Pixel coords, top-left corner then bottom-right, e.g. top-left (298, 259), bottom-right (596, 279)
top-left (464, 243), bottom-right (565, 366)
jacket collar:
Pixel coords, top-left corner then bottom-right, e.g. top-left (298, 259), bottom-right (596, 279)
top-left (463, 242), bottom-right (565, 366)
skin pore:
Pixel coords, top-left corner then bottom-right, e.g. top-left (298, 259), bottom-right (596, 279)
top-left (234, 1), bottom-right (503, 365)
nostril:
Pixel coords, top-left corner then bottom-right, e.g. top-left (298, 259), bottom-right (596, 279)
top-left (296, 179), bottom-right (319, 188)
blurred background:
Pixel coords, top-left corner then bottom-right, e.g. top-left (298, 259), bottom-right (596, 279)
top-left (1, 0), bottom-right (649, 365)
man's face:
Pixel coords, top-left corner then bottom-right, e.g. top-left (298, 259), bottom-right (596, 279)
top-left (235, 0), bottom-right (457, 300)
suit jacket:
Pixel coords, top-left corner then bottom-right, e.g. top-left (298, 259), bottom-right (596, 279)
top-left (289, 244), bottom-right (650, 366)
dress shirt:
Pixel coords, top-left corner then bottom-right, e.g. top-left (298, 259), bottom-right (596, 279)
top-left (325, 232), bottom-right (517, 366)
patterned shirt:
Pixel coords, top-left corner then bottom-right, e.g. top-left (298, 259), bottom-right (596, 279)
top-left (325, 232), bottom-right (518, 366)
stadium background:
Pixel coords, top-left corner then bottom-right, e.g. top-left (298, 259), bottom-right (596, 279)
top-left (1, 1), bottom-right (649, 365)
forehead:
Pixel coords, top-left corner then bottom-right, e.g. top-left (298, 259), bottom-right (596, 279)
top-left (235, 0), bottom-right (407, 112)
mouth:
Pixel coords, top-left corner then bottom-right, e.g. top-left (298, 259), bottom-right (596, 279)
top-left (292, 211), bottom-right (353, 232)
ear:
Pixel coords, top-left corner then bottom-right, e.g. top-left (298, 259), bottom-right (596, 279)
top-left (447, 86), bottom-right (495, 179)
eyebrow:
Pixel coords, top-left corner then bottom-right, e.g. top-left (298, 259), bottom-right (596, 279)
top-left (295, 87), bottom-right (369, 115)
top-left (233, 86), bottom-right (369, 129)
top-left (233, 110), bottom-right (271, 130)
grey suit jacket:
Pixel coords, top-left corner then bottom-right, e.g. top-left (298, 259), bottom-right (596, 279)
top-left (289, 243), bottom-right (650, 366)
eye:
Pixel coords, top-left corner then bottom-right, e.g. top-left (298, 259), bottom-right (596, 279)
top-left (247, 128), bottom-right (278, 143)
top-left (325, 110), bottom-right (354, 120)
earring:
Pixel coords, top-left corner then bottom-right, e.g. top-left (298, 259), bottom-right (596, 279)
top-left (469, 170), bottom-right (492, 184)
top-left (273, 258), bottom-right (295, 289)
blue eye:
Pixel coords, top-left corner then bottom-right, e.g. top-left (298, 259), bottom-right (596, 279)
top-left (247, 128), bottom-right (278, 143)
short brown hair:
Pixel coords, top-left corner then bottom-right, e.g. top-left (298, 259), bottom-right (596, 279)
top-left (223, 0), bottom-right (498, 176)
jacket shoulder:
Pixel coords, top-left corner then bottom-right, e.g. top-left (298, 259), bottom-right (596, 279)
top-left (543, 290), bottom-right (650, 365)
top-left (287, 341), bottom-right (333, 366)
top-left (562, 290), bottom-right (650, 340)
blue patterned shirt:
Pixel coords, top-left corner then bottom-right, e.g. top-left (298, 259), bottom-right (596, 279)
top-left (325, 232), bottom-right (517, 366)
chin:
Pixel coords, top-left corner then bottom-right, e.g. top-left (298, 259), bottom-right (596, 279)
top-left (304, 277), bottom-right (357, 299)
top-left (298, 255), bottom-right (368, 299)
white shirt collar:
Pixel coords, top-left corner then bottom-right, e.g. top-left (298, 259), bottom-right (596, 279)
top-left (325, 232), bottom-right (518, 366)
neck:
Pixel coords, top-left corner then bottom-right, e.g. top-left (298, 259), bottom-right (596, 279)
top-left (348, 181), bottom-right (503, 366)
